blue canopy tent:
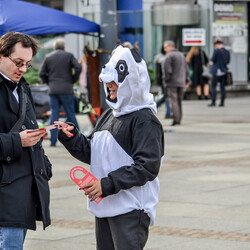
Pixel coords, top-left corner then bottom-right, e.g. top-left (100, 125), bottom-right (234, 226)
top-left (0, 0), bottom-right (99, 36)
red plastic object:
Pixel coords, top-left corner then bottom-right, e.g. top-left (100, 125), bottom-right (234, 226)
top-left (70, 166), bottom-right (102, 204)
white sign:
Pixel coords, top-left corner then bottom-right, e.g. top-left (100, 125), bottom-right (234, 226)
top-left (182, 28), bottom-right (206, 46)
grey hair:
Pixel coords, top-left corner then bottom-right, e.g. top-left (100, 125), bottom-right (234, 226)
top-left (164, 40), bottom-right (175, 48)
top-left (54, 38), bottom-right (65, 50)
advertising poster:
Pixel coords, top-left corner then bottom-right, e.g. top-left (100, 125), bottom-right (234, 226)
top-left (213, 1), bottom-right (248, 53)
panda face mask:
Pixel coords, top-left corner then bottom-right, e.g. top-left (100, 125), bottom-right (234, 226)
top-left (99, 45), bottom-right (156, 117)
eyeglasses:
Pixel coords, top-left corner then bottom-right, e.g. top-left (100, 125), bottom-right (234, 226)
top-left (8, 56), bottom-right (32, 69)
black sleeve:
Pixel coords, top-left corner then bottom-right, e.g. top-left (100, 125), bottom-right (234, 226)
top-left (39, 60), bottom-right (49, 84)
top-left (71, 55), bottom-right (82, 83)
top-left (101, 120), bottom-right (164, 197)
top-left (0, 132), bottom-right (22, 162)
top-left (58, 126), bottom-right (91, 164)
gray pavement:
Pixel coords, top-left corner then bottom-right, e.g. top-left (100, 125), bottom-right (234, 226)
top-left (24, 96), bottom-right (250, 250)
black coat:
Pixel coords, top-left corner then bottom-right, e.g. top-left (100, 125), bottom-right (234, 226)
top-left (39, 49), bottom-right (82, 95)
top-left (0, 76), bottom-right (51, 230)
top-left (191, 49), bottom-right (209, 87)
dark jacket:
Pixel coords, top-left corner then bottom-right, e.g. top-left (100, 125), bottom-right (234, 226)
top-left (58, 108), bottom-right (164, 224)
top-left (210, 47), bottom-right (230, 75)
top-left (39, 49), bottom-right (82, 95)
top-left (0, 75), bottom-right (51, 230)
top-left (162, 49), bottom-right (190, 88)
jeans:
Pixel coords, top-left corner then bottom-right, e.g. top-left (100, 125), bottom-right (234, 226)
top-left (49, 94), bottom-right (79, 145)
top-left (166, 98), bottom-right (171, 116)
top-left (0, 227), bottom-right (27, 250)
top-left (211, 74), bottom-right (226, 105)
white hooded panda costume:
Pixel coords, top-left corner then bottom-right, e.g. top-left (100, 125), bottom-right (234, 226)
top-left (59, 45), bottom-right (164, 226)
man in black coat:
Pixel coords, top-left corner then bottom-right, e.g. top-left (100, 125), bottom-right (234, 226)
top-left (0, 32), bottom-right (52, 249)
top-left (39, 39), bottom-right (82, 146)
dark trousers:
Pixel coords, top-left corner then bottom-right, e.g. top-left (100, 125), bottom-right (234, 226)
top-left (95, 210), bottom-right (150, 250)
top-left (211, 75), bottom-right (226, 105)
top-left (167, 87), bottom-right (184, 123)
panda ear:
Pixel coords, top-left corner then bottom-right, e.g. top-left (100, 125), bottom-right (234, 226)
top-left (130, 48), bottom-right (142, 63)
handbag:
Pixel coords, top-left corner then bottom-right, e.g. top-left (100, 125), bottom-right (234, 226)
top-left (201, 50), bottom-right (212, 79)
top-left (221, 49), bottom-right (233, 86)
top-left (226, 71), bottom-right (233, 86)
top-left (202, 65), bottom-right (212, 79)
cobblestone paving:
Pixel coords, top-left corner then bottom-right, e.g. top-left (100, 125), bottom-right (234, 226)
top-left (51, 219), bottom-right (250, 242)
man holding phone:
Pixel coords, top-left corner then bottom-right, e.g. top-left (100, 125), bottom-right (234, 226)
top-left (0, 32), bottom-right (52, 249)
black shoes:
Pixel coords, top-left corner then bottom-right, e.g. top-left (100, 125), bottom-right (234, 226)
top-left (198, 96), bottom-right (210, 100)
top-left (208, 103), bottom-right (215, 107)
top-left (208, 103), bottom-right (225, 107)
top-left (50, 144), bottom-right (56, 147)
top-left (171, 121), bottom-right (180, 126)
top-left (165, 114), bottom-right (173, 119)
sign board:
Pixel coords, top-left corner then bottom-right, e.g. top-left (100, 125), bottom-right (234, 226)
top-left (182, 28), bottom-right (206, 46)
top-left (213, 1), bottom-right (247, 53)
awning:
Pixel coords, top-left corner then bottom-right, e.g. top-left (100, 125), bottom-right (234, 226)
top-left (0, 0), bottom-right (100, 36)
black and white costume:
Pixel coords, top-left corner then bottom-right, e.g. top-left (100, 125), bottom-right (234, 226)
top-left (59, 45), bottom-right (164, 245)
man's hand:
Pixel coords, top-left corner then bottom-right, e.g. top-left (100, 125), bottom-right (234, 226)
top-left (81, 180), bottom-right (103, 201)
top-left (19, 129), bottom-right (46, 147)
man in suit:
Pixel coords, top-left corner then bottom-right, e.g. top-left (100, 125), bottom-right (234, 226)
top-left (39, 39), bottom-right (82, 146)
top-left (208, 38), bottom-right (230, 107)
top-left (162, 40), bottom-right (190, 126)
top-left (0, 32), bottom-right (51, 249)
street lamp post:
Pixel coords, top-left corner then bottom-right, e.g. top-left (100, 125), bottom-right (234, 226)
top-left (99, 0), bottom-right (118, 111)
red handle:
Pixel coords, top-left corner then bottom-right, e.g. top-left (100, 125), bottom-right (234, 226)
top-left (70, 166), bottom-right (102, 204)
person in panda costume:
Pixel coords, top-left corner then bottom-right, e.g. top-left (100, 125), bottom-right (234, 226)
top-left (56, 45), bottom-right (164, 250)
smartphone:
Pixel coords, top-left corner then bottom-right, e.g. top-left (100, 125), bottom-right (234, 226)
top-left (27, 125), bottom-right (57, 133)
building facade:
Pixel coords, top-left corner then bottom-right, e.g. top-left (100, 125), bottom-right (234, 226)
top-left (26, 0), bottom-right (250, 83)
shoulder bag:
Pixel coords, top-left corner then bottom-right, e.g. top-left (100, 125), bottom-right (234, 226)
top-left (201, 50), bottom-right (212, 79)
top-left (221, 49), bottom-right (233, 86)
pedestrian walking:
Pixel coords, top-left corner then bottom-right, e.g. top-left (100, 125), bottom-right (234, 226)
top-left (55, 45), bottom-right (164, 250)
top-left (162, 40), bottom-right (190, 126)
top-left (0, 31), bottom-right (52, 249)
top-left (39, 38), bottom-right (82, 146)
top-left (208, 38), bottom-right (230, 107)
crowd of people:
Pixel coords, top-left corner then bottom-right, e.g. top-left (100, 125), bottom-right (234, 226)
top-left (154, 37), bottom-right (231, 125)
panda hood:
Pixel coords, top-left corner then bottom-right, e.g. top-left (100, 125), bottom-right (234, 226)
top-left (99, 45), bottom-right (157, 117)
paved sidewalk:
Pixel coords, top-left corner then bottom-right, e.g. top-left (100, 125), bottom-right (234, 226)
top-left (24, 96), bottom-right (250, 250)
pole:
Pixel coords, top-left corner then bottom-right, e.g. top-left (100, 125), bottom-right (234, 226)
top-left (99, 0), bottom-right (118, 111)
